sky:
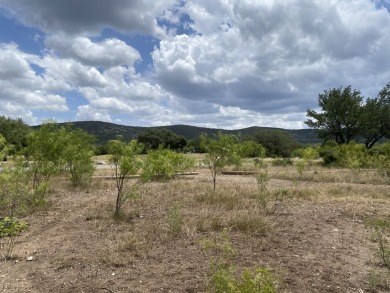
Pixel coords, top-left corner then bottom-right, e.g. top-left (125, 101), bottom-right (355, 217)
top-left (0, 0), bottom-right (390, 130)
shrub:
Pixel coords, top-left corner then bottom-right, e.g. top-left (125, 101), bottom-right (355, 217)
top-left (141, 147), bottom-right (195, 181)
top-left (271, 158), bottom-right (293, 167)
top-left (108, 139), bottom-right (143, 216)
top-left (200, 132), bottom-right (242, 190)
top-left (0, 217), bottom-right (29, 260)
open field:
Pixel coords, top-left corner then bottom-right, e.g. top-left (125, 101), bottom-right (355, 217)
top-left (1, 164), bottom-right (390, 292)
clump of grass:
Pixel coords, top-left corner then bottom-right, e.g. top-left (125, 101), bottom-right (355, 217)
top-left (228, 213), bottom-right (269, 236)
top-left (116, 235), bottom-right (140, 252)
top-left (200, 230), bottom-right (278, 293)
top-left (167, 203), bottom-right (183, 236)
top-left (195, 215), bottom-right (226, 233)
top-left (365, 216), bottom-right (390, 268)
top-left (194, 190), bottom-right (240, 210)
top-left (368, 270), bottom-right (390, 292)
top-left (210, 265), bottom-right (278, 293)
top-left (271, 158), bottom-right (293, 167)
top-left (256, 172), bottom-right (288, 214)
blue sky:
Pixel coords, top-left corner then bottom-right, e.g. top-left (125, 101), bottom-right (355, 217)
top-left (0, 0), bottom-right (390, 129)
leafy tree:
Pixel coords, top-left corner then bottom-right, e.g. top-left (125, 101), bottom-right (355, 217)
top-left (141, 147), bottom-right (195, 181)
top-left (0, 116), bottom-right (30, 154)
top-left (200, 132), bottom-right (241, 190)
top-left (251, 130), bottom-right (300, 157)
top-left (237, 140), bottom-right (266, 158)
top-left (0, 158), bottom-right (31, 217)
top-left (136, 128), bottom-right (187, 151)
top-left (62, 128), bottom-right (96, 187)
top-left (26, 122), bottom-right (96, 188)
top-left (26, 122), bottom-right (68, 189)
top-left (0, 134), bottom-right (8, 161)
top-left (360, 83), bottom-right (390, 149)
top-left (107, 140), bottom-right (143, 216)
top-left (306, 86), bottom-right (363, 145)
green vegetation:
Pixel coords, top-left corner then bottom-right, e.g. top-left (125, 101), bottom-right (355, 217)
top-left (136, 128), bottom-right (187, 151)
top-left (250, 130), bottom-right (301, 157)
top-left (200, 230), bottom-right (278, 293)
top-left (0, 217), bottom-right (29, 260)
top-left (27, 122), bottom-right (96, 189)
top-left (141, 147), bottom-right (195, 181)
top-left (107, 139), bottom-right (143, 216)
top-left (200, 132), bottom-right (242, 190)
top-left (306, 83), bottom-right (390, 148)
top-left (167, 203), bottom-right (183, 236)
top-left (0, 116), bottom-right (30, 155)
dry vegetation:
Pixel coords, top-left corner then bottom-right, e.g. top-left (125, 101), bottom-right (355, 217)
top-left (1, 161), bottom-right (390, 293)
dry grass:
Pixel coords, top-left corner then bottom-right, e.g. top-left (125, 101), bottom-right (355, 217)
top-left (2, 166), bottom-right (390, 292)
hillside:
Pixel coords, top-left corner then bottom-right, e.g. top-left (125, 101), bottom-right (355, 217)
top-left (53, 121), bottom-right (320, 145)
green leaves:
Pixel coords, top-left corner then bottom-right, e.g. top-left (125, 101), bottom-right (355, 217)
top-left (200, 132), bottom-right (242, 190)
top-left (306, 83), bottom-right (390, 149)
top-left (306, 86), bottom-right (363, 145)
top-left (140, 147), bottom-right (195, 181)
top-left (107, 139), bottom-right (143, 216)
top-left (27, 122), bottom-right (96, 188)
top-left (0, 217), bottom-right (29, 237)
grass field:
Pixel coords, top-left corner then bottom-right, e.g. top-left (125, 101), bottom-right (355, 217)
top-left (1, 162), bottom-right (390, 292)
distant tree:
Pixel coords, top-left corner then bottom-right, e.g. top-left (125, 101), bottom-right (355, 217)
top-left (237, 140), bottom-right (266, 158)
top-left (0, 116), bottom-right (30, 154)
top-left (140, 147), bottom-right (195, 181)
top-left (305, 86), bottom-right (363, 145)
top-left (200, 132), bottom-right (241, 190)
top-left (359, 83), bottom-right (390, 149)
top-left (136, 128), bottom-right (187, 151)
top-left (251, 130), bottom-right (300, 157)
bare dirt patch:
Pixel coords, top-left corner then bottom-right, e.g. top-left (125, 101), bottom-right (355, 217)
top-left (1, 168), bottom-right (390, 292)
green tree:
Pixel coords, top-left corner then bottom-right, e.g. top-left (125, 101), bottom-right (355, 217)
top-left (136, 128), bottom-right (187, 151)
top-left (237, 141), bottom-right (266, 158)
top-left (62, 128), bottom-right (96, 187)
top-left (0, 134), bottom-right (8, 161)
top-left (26, 122), bottom-right (96, 188)
top-left (141, 147), bottom-right (195, 181)
top-left (0, 158), bottom-right (31, 217)
top-left (107, 140), bottom-right (143, 216)
top-left (360, 83), bottom-right (390, 149)
top-left (200, 132), bottom-right (241, 190)
top-left (306, 86), bottom-right (363, 145)
top-left (251, 130), bottom-right (300, 157)
top-left (0, 116), bottom-right (30, 154)
top-left (26, 122), bottom-right (68, 189)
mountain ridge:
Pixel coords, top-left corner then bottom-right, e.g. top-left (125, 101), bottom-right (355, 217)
top-left (51, 121), bottom-right (320, 145)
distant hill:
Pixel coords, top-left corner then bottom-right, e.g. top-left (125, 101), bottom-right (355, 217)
top-left (49, 121), bottom-right (321, 145)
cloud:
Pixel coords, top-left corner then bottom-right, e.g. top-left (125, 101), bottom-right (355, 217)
top-left (0, 43), bottom-right (69, 118)
top-left (1, 0), bottom-right (390, 129)
top-left (0, 0), bottom-right (177, 37)
top-left (153, 0), bottom-right (390, 117)
top-left (45, 35), bottom-right (141, 68)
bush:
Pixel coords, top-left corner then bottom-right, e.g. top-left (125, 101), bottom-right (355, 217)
top-left (0, 217), bottom-right (29, 260)
top-left (210, 265), bottom-right (278, 293)
top-left (141, 148), bottom-right (195, 181)
top-left (318, 141), bottom-right (339, 166)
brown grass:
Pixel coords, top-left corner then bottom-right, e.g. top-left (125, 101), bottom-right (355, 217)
top-left (2, 167), bottom-right (390, 292)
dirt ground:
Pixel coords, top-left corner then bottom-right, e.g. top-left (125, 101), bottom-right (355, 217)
top-left (1, 168), bottom-right (390, 293)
